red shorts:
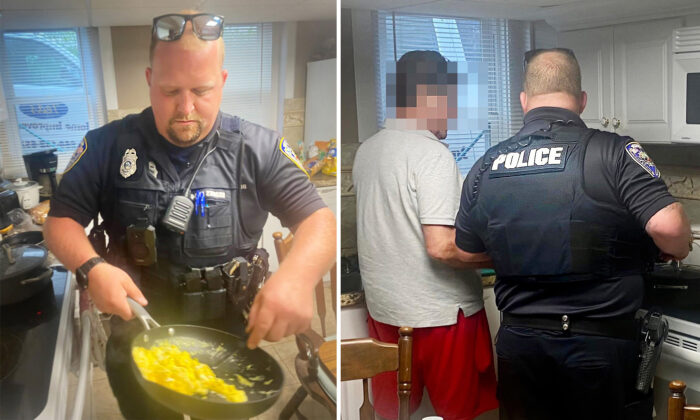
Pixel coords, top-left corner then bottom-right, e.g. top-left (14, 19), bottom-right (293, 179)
top-left (368, 309), bottom-right (498, 420)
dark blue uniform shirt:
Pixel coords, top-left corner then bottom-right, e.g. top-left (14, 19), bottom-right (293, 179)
top-left (456, 106), bottom-right (676, 318)
top-left (49, 108), bottom-right (325, 267)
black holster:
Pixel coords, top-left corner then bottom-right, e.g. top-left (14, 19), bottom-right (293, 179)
top-left (635, 309), bottom-right (668, 394)
top-left (222, 249), bottom-right (270, 320)
top-left (88, 217), bottom-right (107, 257)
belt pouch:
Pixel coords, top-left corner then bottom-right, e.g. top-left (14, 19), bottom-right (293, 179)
top-left (204, 288), bottom-right (226, 320)
top-left (181, 291), bottom-right (205, 322)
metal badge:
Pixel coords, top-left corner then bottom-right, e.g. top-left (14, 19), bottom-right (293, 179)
top-left (148, 161), bottom-right (158, 178)
top-left (120, 148), bottom-right (138, 178)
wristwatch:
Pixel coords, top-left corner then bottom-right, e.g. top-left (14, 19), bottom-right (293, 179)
top-left (76, 256), bottom-right (105, 289)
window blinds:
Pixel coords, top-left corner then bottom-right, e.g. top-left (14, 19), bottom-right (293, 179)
top-left (375, 12), bottom-right (530, 173)
top-left (221, 23), bottom-right (275, 128)
top-left (0, 28), bottom-right (107, 178)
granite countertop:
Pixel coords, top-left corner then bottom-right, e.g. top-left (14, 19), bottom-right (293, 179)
top-left (310, 173), bottom-right (337, 188)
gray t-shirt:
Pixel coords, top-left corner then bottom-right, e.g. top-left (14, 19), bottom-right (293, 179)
top-left (353, 126), bottom-right (484, 328)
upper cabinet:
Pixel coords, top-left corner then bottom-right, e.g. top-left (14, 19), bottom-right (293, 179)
top-left (559, 18), bottom-right (681, 143)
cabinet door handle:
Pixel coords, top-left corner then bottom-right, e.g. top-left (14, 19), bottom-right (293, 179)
top-left (612, 117), bottom-right (621, 129)
top-left (600, 117), bottom-right (610, 127)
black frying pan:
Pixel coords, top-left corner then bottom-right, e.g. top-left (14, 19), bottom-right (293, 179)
top-left (127, 298), bottom-right (284, 419)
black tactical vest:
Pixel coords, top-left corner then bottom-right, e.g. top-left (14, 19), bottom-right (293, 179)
top-left (468, 125), bottom-right (653, 282)
top-left (103, 114), bottom-right (264, 269)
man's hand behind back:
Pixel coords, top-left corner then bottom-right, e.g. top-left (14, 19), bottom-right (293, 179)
top-left (87, 263), bottom-right (148, 321)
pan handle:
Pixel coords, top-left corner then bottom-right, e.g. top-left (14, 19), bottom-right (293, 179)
top-left (127, 297), bottom-right (161, 330)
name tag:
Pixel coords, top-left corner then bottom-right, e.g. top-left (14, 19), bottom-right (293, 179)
top-left (489, 145), bottom-right (568, 178)
top-left (204, 190), bottom-right (227, 199)
top-left (190, 190), bottom-right (227, 200)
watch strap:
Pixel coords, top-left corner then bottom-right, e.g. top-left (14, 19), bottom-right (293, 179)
top-left (76, 256), bottom-right (105, 289)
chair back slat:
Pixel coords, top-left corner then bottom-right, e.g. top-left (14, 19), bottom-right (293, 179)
top-left (359, 379), bottom-right (375, 420)
top-left (341, 328), bottom-right (413, 420)
top-left (340, 338), bottom-right (399, 380)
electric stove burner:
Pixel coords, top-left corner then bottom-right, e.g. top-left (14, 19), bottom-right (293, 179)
top-left (0, 268), bottom-right (69, 420)
top-left (1, 279), bottom-right (56, 331)
top-left (0, 332), bottom-right (23, 380)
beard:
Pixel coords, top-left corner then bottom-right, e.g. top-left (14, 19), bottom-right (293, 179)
top-left (166, 116), bottom-right (203, 147)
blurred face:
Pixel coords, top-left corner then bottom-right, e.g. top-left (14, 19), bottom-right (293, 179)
top-left (146, 24), bottom-right (227, 147)
top-left (396, 84), bottom-right (457, 139)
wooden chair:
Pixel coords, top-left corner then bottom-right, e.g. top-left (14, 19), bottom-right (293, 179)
top-left (273, 231), bottom-right (337, 419)
top-left (668, 380), bottom-right (700, 420)
top-left (340, 327), bottom-right (413, 420)
top-left (273, 231), bottom-right (337, 337)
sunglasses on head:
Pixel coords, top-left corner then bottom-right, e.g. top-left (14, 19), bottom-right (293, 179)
top-left (152, 13), bottom-right (224, 42)
top-left (523, 48), bottom-right (576, 71)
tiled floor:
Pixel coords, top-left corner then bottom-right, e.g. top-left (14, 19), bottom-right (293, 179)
top-left (84, 281), bottom-right (336, 419)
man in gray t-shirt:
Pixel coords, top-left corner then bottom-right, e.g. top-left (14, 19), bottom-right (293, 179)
top-left (352, 50), bottom-right (498, 420)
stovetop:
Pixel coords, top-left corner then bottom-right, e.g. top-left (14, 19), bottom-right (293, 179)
top-left (643, 263), bottom-right (700, 325)
top-left (0, 267), bottom-right (70, 420)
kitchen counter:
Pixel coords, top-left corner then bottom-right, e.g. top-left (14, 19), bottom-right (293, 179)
top-left (310, 173), bottom-right (337, 188)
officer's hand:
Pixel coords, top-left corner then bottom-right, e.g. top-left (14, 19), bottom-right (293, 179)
top-left (245, 272), bottom-right (314, 349)
top-left (87, 263), bottom-right (148, 320)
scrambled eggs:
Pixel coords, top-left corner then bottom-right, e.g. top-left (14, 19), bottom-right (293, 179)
top-left (132, 343), bottom-right (247, 403)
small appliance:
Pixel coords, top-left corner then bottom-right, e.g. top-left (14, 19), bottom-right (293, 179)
top-left (671, 26), bottom-right (700, 143)
top-left (23, 149), bottom-right (58, 200)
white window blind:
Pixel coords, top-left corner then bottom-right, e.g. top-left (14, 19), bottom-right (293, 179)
top-left (0, 28), bottom-right (107, 178)
top-left (221, 23), bottom-right (275, 128)
top-left (375, 12), bottom-right (530, 173)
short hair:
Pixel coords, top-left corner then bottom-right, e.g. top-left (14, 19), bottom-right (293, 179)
top-left (523, 50), bottom-right (582, 98)
top-left (394, 50), bottom-right (456, 108)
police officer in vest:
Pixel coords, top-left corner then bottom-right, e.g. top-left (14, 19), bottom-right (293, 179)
top-left (455, 48), bottom-right (691, 419)
top-left (43, 11), bottom-right (336, 419)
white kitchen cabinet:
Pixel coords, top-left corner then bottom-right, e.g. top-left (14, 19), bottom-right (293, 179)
top-left (559, 18), bottom-right (681, 143)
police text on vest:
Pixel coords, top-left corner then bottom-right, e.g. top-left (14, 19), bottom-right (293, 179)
top-left (492, 147), bottom-right (564, 171)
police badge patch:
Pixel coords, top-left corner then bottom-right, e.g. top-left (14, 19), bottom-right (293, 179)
top-left (625, 141), bottom-right (660, 178)
top-left (64, 137), bottom-right (87, 173)
top-left (279, 137), bottom-right (309, 177)
top-left (120, 148), bottom-right (138, 178)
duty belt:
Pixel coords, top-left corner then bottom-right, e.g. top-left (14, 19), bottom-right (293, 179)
top-left (141, 250), bottom-right (270, 322)
top-left (502, 312), bottom-right (638, 341)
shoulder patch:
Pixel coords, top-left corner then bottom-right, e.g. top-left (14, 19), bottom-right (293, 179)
top-left (64, 137), bottom-right (87, 173)
top-left (279, 137), bottom-right (309, 177)
top-left (625, 141), bottom-right (660, 178)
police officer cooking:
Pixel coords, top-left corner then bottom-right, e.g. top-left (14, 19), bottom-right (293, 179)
top-left (455, 49), bottom-right (692, 419)
top-left (43, 11), bottom-right (336, 420)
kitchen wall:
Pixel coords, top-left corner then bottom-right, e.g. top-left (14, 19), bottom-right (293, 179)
top-left (109, 26), bottom-right (150, 120)
top-left (341, 9), bottom-right (359, 145)
top-left (340, 8), bottom-right (359, 255)
top-left (644, 145), bottom-right (700, 224)
top-left (293, 20), bottom-right (336, 99)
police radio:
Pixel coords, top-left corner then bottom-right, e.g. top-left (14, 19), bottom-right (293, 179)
top-left (162, 133), bottom-right (219, 235)
top-left (162, 196), bottom-right (195, 234)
